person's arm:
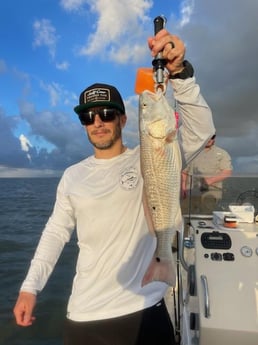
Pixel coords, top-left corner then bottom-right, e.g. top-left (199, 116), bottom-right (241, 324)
top-left (172, 78), bottom-right (215, 167)
top-left (204, 169), bottom-right (232, 186)
top-left (148, 29), bottom-right (215, 168)
top-left (13, 174), bottom-right (75, 326)
top-left (181, 170), bottom-right (189, 199)
top-left (13, 292), bottom-right (36, 326)
top-left (204, 148), bottom-right (233, 186)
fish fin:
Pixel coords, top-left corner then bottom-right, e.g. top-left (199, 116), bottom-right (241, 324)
top-left (141, 256), bottom-right (176, 287)
top-left (175, 207), bottom-right (183, 231)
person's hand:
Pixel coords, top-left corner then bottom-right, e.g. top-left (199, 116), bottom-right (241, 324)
top-left (181, 188), bottom-right (188, 199)
top-left (200, 178), bottom-right (209, 192)
top-left (13, 291), bottom-right (36, 326)
top-left (181, 171), bottom-right (188, 199)
top-left (148, 29), bottom-right (186, 75)
top-left (203, 177), bottom-right (211, 186)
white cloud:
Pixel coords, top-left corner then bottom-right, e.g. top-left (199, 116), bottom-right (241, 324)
top-left (40, 81), bottom-right (62, 107)
top-left (60, 0), bottom-right (88, 11)
top-left (78, 0), bottom-right (153, 63)
top-left (56, 61), bottom-right (70, 70)
top-left (179, 0), bottom-right (195, 27)
top-left (39, 81), bottom-right (77, 107)
top-left (33, 19), bottom-right (59, 59)
top-left (61, 0), bottom-right (193, 65)
top-left (109, 43), bottom-right (148, 64)
top-left (19, 134), bottom-right (32, 152)
top-left (1, 0), bottom-right (258, 177)
top-left (19, 134), bottom-right (33, 162)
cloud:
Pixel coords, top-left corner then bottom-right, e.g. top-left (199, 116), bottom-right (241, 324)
top-left (19, 134), bottom-right (33, 162)
top-left (0, 91), bottom-right (138, 175)
top-left (39, 81), bottom-right (63, 107)
top-left (60, 0), bottom-right (192, 65)
top-left (39, 80), bottom-right (78, 108)
top-left (55, 61), bottom-right (70, 70)
top-left (234, 156), bottom-right (258, 174)
top-left (0, 108), bottom-right (30, 168)
top-left (33, 19), bottom-right (59, 59)
top-left (171, 0), bottom-right (258, 173)
top-left (18, 100), bottom-right (93, 170)
top-left (178, 0), bottom-right (194, 27)
top-left (19, 133), bottom-right (32, 152)
top-left (60, 0), bottom-right (88, 12)
top-left (32, 19), bottom-right (70, 71)
top-left (76, 0), bottom-right (153, 64)
top-left (1, 0), bottom-right (258, 177)
top-left (0, 100), bottom-right (90, 174)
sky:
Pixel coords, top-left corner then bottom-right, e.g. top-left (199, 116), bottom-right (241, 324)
top-left (0, 0), bottom-right (258, 177)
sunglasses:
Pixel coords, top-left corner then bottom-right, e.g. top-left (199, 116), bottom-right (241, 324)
top-left (78, 108), bottom-right (121, 126)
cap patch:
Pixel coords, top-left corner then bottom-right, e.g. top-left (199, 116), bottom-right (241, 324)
top-left (84, 88), bottom-right (111, 104)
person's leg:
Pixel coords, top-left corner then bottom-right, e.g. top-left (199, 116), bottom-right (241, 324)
top-left (136, 299), bottom-right (176, 345)
top-left (63, 318), bottom-right (111, 345)
top-left (63, 312), bottom-right (140, 345)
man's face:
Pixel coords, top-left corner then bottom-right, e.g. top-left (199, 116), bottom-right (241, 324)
top-left (83, 107), bottom-right (126, 150)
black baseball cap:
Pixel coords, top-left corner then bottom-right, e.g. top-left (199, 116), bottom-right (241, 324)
top-left (74, 83), bottom-right (125, 115)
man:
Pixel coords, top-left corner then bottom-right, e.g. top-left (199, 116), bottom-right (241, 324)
top-left (181, 134), bottom-right (232, 214)
top-left (13, 29), bottom-right (215, 345)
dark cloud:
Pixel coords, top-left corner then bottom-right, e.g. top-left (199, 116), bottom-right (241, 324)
top-left (0, 104), bottom-right (93, 173)
top-left (172, 0), bottom-right (258, 172)
top-left (18, 100), bottom-right (93, 170)
top-left (1, 0), bottom-right (258, 175)
top-left (0, 108), bottom-right (29, 168)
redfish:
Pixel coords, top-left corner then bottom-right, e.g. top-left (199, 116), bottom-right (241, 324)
top-left (139, 89), bottom-right (182, 286)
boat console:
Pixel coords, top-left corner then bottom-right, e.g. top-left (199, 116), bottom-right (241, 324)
top-left (180, 216), bottom-right (258, 345)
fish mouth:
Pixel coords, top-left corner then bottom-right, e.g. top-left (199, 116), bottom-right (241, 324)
top-left (148, 132), bottom-right (166, 140)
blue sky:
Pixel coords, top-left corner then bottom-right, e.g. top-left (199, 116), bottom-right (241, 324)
top-left (0, 0), bottom-right (258, 177)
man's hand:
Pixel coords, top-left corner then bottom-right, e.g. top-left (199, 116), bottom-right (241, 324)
top-left (13, 291), bottom-right (37, 326)
top-left (148, 29), bottom-right (186, 75)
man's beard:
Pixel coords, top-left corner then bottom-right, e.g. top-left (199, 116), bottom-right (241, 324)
top-left (87, 124), bottom-right (122, 150)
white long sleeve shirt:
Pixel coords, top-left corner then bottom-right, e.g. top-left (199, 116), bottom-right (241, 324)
top-left (20, 77), bottom-right (215, 321)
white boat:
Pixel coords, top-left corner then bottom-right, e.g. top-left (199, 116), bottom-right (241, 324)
top-left (173, 175), bottom-right (258, 345)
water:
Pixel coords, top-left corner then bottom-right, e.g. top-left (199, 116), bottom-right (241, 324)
top-left (0, 178), bottom-right (78, 345)
top-left (1, 176), bottom-right (258, 345)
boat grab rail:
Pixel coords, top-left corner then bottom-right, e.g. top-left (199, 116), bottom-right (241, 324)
top-left (178, 222), bottom-right (189, 272)
top-left (201, 274), bottom-right (210, 318)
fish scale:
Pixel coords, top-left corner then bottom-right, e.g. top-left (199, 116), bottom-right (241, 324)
top-left (139, 89), bottom-right (182, 286)
top-left (141, 133), bottom-right (180, 231)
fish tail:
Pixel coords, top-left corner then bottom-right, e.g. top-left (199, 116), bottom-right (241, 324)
top-left (141, 229), bottom-right (177, 287)
top-left (154, 229), bottom-right (175, 261)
